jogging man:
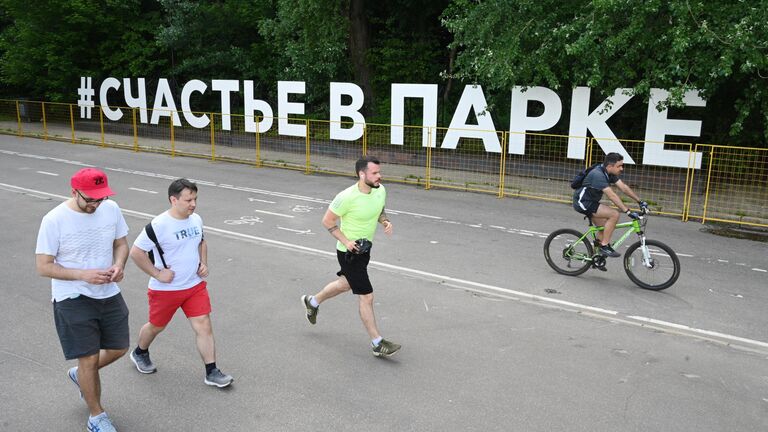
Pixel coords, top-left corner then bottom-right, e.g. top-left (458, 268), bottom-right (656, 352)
top-left (573, 152), bottom-right (647, 257)
top-left (128, 178), bottom-right (233, 387)
top-left (36, 168), bottom-right (129, 432)
top-left (301, 156), bottom-right (400, 357)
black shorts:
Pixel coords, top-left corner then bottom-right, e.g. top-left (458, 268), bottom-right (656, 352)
top-left (336, 249), bottom-right (373, 295)
top-left (574, 200), bottom-right (600, 217)
top-left (53, 293), bottom-right (130, 360)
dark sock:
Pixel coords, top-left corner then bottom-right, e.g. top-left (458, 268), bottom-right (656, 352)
top-left (135, 346), bottom-right (148, 355)
top-left (205, 362), bottom-right (217, 375)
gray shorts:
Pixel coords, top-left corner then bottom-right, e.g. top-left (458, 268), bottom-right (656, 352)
top-left (53, 293), bottom-right (130, 360)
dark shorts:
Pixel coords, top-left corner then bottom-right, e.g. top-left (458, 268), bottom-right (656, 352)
top-left (336, 249), bottom-right (373, 295)
top-left (53, 292), bottom-right (130, 360)
top-left (573, 200), bottom-right (600, 217)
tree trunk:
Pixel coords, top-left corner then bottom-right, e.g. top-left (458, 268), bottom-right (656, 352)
top-left (348, 0), bottom-right (373, 116)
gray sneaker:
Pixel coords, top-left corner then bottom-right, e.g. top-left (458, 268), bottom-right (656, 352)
top-left (205, 368), bottom-right (233, 388)
top-left (67, 366), bottom-right (82, 399)
top-left (301, 295), bottom-right (318, 325)
top-left (372, 339), bottom-right (401, 358)
top-left (87, 412), bottom-right (117, 432)
top-left (130, 349), bottom-right (157, 374)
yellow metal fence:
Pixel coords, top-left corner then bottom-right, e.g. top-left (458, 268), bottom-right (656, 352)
top-left (0, 99), bottom-right (765, 227)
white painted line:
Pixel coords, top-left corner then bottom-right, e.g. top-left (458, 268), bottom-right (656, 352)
top-left (677, 253), bottom-right (694, 257)
top-left (253, 209), bottom-right (294, 218)
top-left (490, 225), bottom-right (506, 230)
top-left (753, 268), bottom-right (767, 273)
top-left (390, 210), bottom-right (442, 219)
top-left (128, 187), bottom-right (158, 194)
top-left (248, 197), bottom-right (276, 204)
top-left (276, 227), bottom-right (312, 234)
top-left (627, 316), bottom-right (768, 349)
top-left (718, 259), bottom-right (728, 263)
top-left (36, 171), bottom-right (58, 176)
top-left (6, 182), bottom-right (768, 353)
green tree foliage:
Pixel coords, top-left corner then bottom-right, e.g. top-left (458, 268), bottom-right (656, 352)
top-left (442, 0), bottom-right (768, 145)
top-left (0, 0), bottom-right (167, 101)
top-left (258, 0), bottom-right (349, 114)
top-left (156, 0), bottom-right (278, 107)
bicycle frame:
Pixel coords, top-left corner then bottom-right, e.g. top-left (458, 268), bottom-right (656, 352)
top-left (569, 217), bottom-right (648, 264)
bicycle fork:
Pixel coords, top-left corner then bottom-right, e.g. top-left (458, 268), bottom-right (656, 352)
top-left (637, 235), bottom-right (654, 268)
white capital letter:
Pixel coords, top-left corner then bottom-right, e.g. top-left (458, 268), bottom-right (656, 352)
top-left (99, 77), bottom-right (122, 121)
top-left (568, 87), bottom-right (634, 163)
top-left (181, 80), bottom-right (210, 129)
top-left (442, 85), bottom-right (500, 152)
top-left (211, 79), bottom-right (239, 131)
top-left (123, 78), bottom-right (148, 123)
top-left (277, 81), bottom-right (306, 137)
top-left (330, 82), bottom-right (365, 141)
top-left (150, 79), bottom-right (181, 126)
top-left (243, 80), bottom-right (273, 133)
top-left (509, 86), bottom-right (562, 154)
top-left (644, 89), bottom-right (704, 168)
top-left (390, 84), bottom-right (438, 147)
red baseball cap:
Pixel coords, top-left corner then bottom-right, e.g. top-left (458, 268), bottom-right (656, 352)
top-left (71, 168), bottom-right (114, 200)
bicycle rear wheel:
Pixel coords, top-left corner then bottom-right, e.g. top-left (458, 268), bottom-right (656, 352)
top-left (543, 229), bottom-right (593, 276)
top-left (623, 239), bottom-right (680, 290)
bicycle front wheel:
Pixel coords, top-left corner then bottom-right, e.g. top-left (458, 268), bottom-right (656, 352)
top-left (623, 239), bottom-right (680, 290)
top-left (543, 229), bottom-right (594, 276)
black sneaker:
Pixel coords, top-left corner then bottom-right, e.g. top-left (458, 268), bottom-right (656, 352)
top-left (599, 244), bottom-right (621, 258)
top-left (301, 295), bottom-right (318, 325)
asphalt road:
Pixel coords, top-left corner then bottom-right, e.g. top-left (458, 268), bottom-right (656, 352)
top-left (1, 135), bottom-right (766, 431)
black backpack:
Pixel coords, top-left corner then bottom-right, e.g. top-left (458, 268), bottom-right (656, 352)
top-left (570, 163), bottom-right (602, 189)
top-left (144, 223), bottom-right (168, 269)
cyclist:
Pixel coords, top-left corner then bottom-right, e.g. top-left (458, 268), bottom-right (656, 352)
top-left (573, 152), bottom-right (647, 257)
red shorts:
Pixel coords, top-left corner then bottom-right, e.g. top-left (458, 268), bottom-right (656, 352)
top-left (148, 281), bottom-right (211, 327)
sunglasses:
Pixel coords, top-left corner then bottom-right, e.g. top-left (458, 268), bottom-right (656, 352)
top-left (76, 190), bottom-right (108, 204)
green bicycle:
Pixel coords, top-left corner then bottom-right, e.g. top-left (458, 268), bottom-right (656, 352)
top-left (543, 209), bottom-right (680, 290)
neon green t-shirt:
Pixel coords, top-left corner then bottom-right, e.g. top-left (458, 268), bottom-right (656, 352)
top-left (329, 183), bottom-right (386, 252)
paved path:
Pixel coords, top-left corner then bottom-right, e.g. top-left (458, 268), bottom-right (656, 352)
top-left (1, 136), bottom-right (766, 431)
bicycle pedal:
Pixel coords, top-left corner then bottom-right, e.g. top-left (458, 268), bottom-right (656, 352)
top-left (592, 265), bottom-right (607, 272)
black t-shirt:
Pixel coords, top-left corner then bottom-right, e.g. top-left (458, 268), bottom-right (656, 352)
top-left (574, 165), bottom-right (620, 206)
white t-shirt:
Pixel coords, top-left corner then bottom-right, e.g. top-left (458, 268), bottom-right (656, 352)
top-left (36, 199), bottom-right (129, 302)
top-left (133, 211), bottom-right (204, 291)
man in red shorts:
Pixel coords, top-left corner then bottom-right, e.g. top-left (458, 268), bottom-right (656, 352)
top-left (128, 178), bottom-right (233, 387)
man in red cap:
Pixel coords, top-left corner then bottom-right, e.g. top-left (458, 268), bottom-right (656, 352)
top-left (36, 167), bottom-right (129, 432)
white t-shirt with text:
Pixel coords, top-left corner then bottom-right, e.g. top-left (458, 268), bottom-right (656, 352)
top-left (133, 211), bottom-right (204, 291)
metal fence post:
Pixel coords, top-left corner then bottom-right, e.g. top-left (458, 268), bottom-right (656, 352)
top-left (210, 113), bottom-right (216, 161)
top-left (99, 105), bottom-right (105, 147)
top-left (16, 100), bottom-right (23, 137)
top-left (498, 131), bottom-right (507, 198)
top-left (132, 108), bottom-right (138, 151)
top-left (425, 127), bottom-right (432, 190)
top-left (41, 101), bottom-right (48, 140)
top-left (700, 147), bottom-right (715, 224)
top-left (305, 120), bottom-right (311, 174)
top-left (255, 115), bottom-right (262, 167)
top-left (170, 111), bottom-right (175, 157)
top-left (69, 104), bottom-right (75, 143)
